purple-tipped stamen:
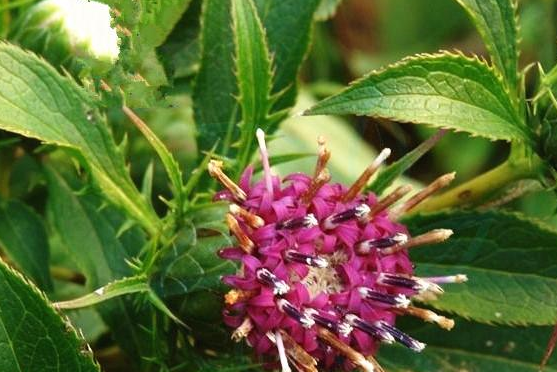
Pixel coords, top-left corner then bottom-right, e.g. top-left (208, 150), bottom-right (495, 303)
top-left (357, 287), bottom-right (410, 308)
top-left (256, 268), bottom-right (290, 295)
top-left (285, 250), bottom-right (328, 268)
top-left (277, 299), bottom-right (315, 328)
top-left (323, 204), bottom-right (370, 230)
top-left (276, 214), bottom-right (318, 230)
top-left (377, 273), bottom-right (443, 295)
top-left (375, 321), bottom-right (426, 352)
top-left (356, 233), bottom-right (408, 254)
top-left (344, 314), bottom-right (395, 344)
top-left (424, 274), bottom-right (468, 284)
top-left (305, 309), bottom-right (352, 336)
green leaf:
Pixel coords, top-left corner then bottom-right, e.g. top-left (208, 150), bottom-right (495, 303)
top-left (370, 129), bottom-right (446, 195)
top-left (0, 43), bottom-right (160, 234)
top-left (315, 0), bottom-right (344, 21)
top-left (403, 210), bottom-right (557, 326)
top-left (54, 275), bottom-right (150, 310)
top-left (0, 258), bottom-right (99, 372)
top-left (0, 199), bottom-right (52, 291)
top-left (454, 0), bottom-right (519, 93)
top-left (253, 0), bottom-right (320, 112)
top-left (232, 0), bottom-right (274, 170)
top-left (46, 168), bottom-right (158, 367)
top-left (193, 0), bottom-right (238, 154)
top-left (305, 53), bottom-right (530, 142)
top-left (379, 318), bottom-right (555, 372)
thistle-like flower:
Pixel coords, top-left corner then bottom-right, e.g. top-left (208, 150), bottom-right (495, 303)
top-left (210, 129), bottom-right (466, 372)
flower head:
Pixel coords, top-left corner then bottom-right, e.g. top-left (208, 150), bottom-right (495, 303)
top-left (210, 130), bottom-right (465, 371)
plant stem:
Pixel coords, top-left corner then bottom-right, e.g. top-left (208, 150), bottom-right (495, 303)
top-left (414, 155), bottom-right (544, 212)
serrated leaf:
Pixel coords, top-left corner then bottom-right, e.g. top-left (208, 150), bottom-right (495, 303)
top-left (370, 129), bottom-right (446, 195)
top-left (315, 0), bottom-right (344, 21)
top-left (455, 0), bottom-right (519, 93)
top-left (253, 0), bottom-right (320, 112)
top-left (46, 168), bottom-right (157, 367)
top-left (379, 317), bottom-right (555, 372)
top-left (0, 43), bottom-right (160, 234)
top-left (232, 0), bottom-right (274, 170)
top-left (0, 258), bottom-right (99, 372)
top-left (0, 199), bottom-right (52, 291)
top-left (403, 210), bottom-right (557, 326)
top-left (305, 53), bottom-right (531, 143)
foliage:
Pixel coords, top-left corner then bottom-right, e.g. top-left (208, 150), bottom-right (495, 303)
top-left (0, 0), bottom-right (555, 371)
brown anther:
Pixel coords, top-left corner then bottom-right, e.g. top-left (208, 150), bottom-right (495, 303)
top-left (313, 136), bottom-right (331, 178)
top-left (232, 317), bottom-right (253, 342)
top-left (208, 160), bottom-right (247, 202)
top-left (390, 172), bottom-right (456, 219)
top-left (396, 306), bottom-right (455, 331)
top-left (277, 329), bottom-right (318, 372)
top-left (224, 289), bottom-right (256, 305)
top-left (301, 169), bottom-right (331, 205)
top-left (364, 185), bottom-right (412, 221)
top-left (343, 148), bottom-right (391, 202)
top-left (229, 204), bottom-right (264, 228)
top-left (316, 327), bottom-right (375, 372)
top-left (99, 80), bottom-right (112, 92)
top-left (382, 229), bottom-right (453, 255)
top-left (226, 213), bottom-right (254, 254)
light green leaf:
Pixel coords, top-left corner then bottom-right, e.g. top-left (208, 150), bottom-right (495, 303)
top-left (370, 129), bottom-right (446, 195)
top-left (403, 210), bottom-right (557, 326)
top-left (379, 318), bottom-right (555, 372)
top-left (46, 168), bottom-right (157, 367)
top-left (193, 0), bottom-right (238, 154)
top-left (0, 199), bottom-right (52, 291)
top-left (455, 0), bottom-right (519, 93)
top-left (0, 43), bottom-right (160, 234)
top-left (232, 0), bottom-right (274, 170)
top-left (0, 258), bottom-right (99, 372)
top-left (305, 53), bottom-right (531, 143)
top-left (315, 0), bottom-right (344, 21)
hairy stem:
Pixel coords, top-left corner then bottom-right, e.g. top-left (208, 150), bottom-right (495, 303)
top-left (414, 155), bottom-right (544, 212)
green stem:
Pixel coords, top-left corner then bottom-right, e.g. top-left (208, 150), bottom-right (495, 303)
top-left (414, 155), bottom-right (544, 212)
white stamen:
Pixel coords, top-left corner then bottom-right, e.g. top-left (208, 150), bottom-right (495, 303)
top-left (275, 330), bottom-right (292, 372)
top-left (372, 148), bottom-right (391, 168)
top-left (256, 128), bottom-right (273, 199)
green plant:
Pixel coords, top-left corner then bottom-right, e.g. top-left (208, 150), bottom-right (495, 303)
top-left (0, 0), bottom-right (556, 371)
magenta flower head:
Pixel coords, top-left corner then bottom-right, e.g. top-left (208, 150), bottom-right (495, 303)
top-left (209, 129), bottom-right (467, 372)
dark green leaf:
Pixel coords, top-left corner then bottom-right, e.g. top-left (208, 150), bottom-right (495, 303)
top-left (379, 318), bottom-right (555, 371)
top-left (403, 210), bottom-right (557, 325)
top-left (0, 43), bottom-right (160, 234)
top-left (232, 0), bottom-right (273, 170)
top-left (0, 258), bottom-right (99, 372)
top-left (370, 129), bottom-right (445, 195)
top-left (254, 0), bottom-right (320, 112)
top-left (455, 0), bottom-right (519, 93)
top-left (193, 0), bottom-right (238, 154)
top-left (305, 53), bottom-right (530, 142)
top-left (0, 199), bottom-right (52, 290)
top-left (46, 168), bottom-right (157, 367)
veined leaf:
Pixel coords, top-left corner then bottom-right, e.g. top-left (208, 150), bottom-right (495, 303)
top-left (455, 0), bottom-right (519, 93)
top-left (0, 258), bottom-right (99, 372)
top-left (46, 169), bottom-right (157, 367)
top-left (0, 43), bottom-right (160, 234)
top-left (305, 53), bottom-right (531, 143)
top-left (379, 318), bottom-right (555, 372)
top-left (253, 0), bottom-right (320, 112)
top-left (232, 0), bottom-right (274, 170)
top-left (193, 0), bottom-right (238, 154)
top-left (403, 210), bottom-right (557, 326)
top-left (0, 199), bottom-right (52, 291)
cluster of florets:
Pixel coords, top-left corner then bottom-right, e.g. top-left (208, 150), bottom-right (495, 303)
top-left (210, 130), bottom-right (466, 372)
